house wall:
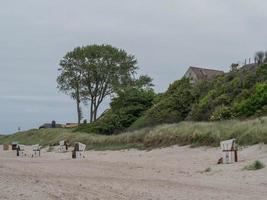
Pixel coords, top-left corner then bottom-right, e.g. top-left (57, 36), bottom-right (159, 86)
top-left (184, 68), bottom-right (198, 84)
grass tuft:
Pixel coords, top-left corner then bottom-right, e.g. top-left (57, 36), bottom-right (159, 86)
top-left (243, 160), bottom-right (265, 171)
top-left (204, 167), bottom-right (212, 173)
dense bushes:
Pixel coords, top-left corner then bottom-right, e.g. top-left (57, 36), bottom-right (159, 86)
top-left (189, 64), bottom-right (267, 121)
top-left (235, 83), bottom-right (267, 116)
top-left (130, 78), bottom-right (196, 129)
top-left (77, 63), bottom-right (267, 135)
top-left (76, 87), bottom-right (155, 134)
top-left (131, 64), bottom-right (267, 131)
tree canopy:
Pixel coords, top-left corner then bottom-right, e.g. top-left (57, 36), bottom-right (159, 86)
top-left (57, 44), bottom-right (152, 124)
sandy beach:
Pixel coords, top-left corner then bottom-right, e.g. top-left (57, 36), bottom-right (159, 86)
top-left (0, 144), bottom-right (267, 200)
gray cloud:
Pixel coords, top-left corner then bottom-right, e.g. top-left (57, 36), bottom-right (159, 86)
top-left (1, 0), bottom-right (267, 133)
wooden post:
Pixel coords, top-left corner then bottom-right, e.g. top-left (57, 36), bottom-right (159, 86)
top-left (234, 150), bottom-right (238, 162)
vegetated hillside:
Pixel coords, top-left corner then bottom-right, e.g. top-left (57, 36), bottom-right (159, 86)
top-left (74, 63), bottom-right (267, 135)
top-left (130, 78), bottom-right (196, 129)
top-left (76, 87), bottom-right (155, 135)
top-left (131, 63), bottom-right (267, 130)
top-left (1, 117), bottom-right (267, 150)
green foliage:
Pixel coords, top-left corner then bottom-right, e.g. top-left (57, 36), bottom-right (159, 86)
top-left (131, 78), bottom-right (195, 129)
top-left (128, 63), bottom-right (267, 132)
top-left (210, 106), bottom-right (234, 121)
top-left (58, 44), bottom-right (145, 123)
top-left (57, 47), bottom-right (267, 135)
top-left (235, 83), bottom-right (267, 116)
top-left (131, 64), bottom-right (267, 128)
top-left (76, 87), bottom-right (155, 134)
top-left (63, 61), bottom-right (267, 137)
top-left (189, 64), bottom-right (267, 121)
top-left (243, 160), bottom-right (265, 170)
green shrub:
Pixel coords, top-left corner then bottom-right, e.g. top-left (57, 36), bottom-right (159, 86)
top-left (130, 78), bottom-right (196, 129)
top-left (235, 83), bottom-right (267, 117)
top-left (210, 106), bottom-right (234, 121)
top-left (76, 88), bottom-right (155, 135)
top-left (204, 167), bottom-right (211, 173)
top-left (188, 64), bottom-right (267, 121)
top-left (243, 160), bottom-right (265, 170)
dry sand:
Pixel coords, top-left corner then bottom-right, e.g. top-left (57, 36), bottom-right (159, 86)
top-left (0, 144), bottom-right (267, 200)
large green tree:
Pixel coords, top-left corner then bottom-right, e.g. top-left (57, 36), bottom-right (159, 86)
top-left (80, 45), bottom-right (138, 122)
top-left (57, 44), bottom-right (143, 123)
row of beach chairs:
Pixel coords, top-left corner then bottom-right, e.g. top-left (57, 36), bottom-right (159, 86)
top-left (3, 141), bottom-right (86, 159)
top-left (15, 144), bottom-right (41, 157)
top-left (3, 139), bottom-right (238, 163)
top-left (45, 139), bottom-right (239, 163)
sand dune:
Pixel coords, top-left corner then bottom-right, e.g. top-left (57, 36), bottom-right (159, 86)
top-left (0, 144), bottom-right (267, 200)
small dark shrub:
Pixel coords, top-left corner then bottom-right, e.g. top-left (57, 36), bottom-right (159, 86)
top-left (243, 160), bottom-right (265, 170)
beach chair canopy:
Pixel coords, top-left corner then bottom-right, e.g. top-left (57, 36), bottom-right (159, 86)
top-left (220, 139), bottom-right (236, 151)
top-left (75, 142), bottom-right (86, 151)
top-left (18, 144), bottom-right (26, 151)
top-left (12, 141), bottom-right (18, 145)
top-left (32, 144), bottom-right (41, 151)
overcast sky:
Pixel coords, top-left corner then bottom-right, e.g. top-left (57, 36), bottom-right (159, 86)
top-left (1, 0), bottom-right (267, 134)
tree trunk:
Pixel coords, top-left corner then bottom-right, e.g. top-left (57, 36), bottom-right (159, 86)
top-left (90, 100), bottom-right (94, 123)
top-left (89, 100), bottom-right (99, 123)
top-left (93, 103), bottom-right (97, 121)
top-left (93, 102), bottom-right (100, 122)
top-left (76, 87), bottom-right (81, 125)
top-left (76, 99), bottom-right (81, 125)
top-left (93, 110), bottom-right (97, 121)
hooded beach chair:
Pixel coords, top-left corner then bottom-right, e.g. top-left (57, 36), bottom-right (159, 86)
top-left (16, 144), bottom-right (26, 157)
top-left (72, 142), bottom-right (86, 159)
top-left (58, 140), bottom-right (68, 152)
top-left (220, 139), bottom-right (238, 164)
top-left (32, 144), bottom-right (41, 157)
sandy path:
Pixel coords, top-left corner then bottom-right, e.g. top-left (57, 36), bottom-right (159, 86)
top-left (0, 145), bottom-right (267, 200)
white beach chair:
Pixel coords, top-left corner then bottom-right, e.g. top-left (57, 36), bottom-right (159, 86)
top-left (58, 140), bottom-right (68, 152)
top-left (17, 144), bottom-right (26, 157)
top-left (32, 144), bottom-right (41, 157)
top-left (220, 139), bottom-right (238, 164)
top-left (72, 142), bottom-right (86, 159)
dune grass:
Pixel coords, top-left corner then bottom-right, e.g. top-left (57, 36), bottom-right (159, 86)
top-left (0, 117), bottom-right (267, 150)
